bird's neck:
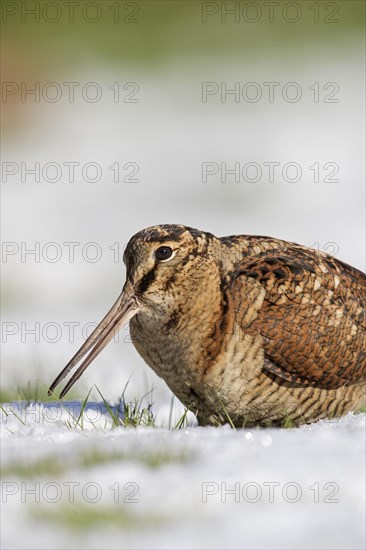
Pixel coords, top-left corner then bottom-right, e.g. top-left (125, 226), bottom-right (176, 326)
top-left (129, 264), bottom-right (225, 391)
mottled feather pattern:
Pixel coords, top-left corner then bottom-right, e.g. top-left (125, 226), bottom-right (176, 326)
top-left (49, 224), bottom-right (366, 426)
top-left (222, 239), bottom-right (365, 389)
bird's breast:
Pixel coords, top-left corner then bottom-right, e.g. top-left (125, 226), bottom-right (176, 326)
top-left (129, 304), bottom-right (266, 415)
top-left (129, 311), bottom-right (205, 394)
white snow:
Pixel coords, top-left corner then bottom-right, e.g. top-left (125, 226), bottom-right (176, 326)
top-left (1, 404), bottom-right (365, 549)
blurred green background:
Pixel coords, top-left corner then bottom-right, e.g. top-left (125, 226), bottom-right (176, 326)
top-left (2, 1), bottom-right (364, 66)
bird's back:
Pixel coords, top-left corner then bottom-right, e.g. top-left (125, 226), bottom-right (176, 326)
top-left (223, 235), bottom-right (366, 389)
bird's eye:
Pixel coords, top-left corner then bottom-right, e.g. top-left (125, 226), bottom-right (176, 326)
top-left (155, 246), bottom-right (173, 261)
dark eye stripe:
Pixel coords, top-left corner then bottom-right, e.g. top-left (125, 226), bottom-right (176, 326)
top-left (137, 267), bottom-right (156, 294)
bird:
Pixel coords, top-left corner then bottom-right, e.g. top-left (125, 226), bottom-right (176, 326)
top-left (48, 224), bottom-right (366, 427)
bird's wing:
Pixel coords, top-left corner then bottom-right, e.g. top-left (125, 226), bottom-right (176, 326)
top-left (229, 245), bottom-right (366, 388)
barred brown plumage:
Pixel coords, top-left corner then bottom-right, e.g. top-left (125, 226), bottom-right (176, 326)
top-left (48, 224), bottom-right (366, 426)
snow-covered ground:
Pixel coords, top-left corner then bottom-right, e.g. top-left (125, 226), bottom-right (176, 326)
top-left (1, 404), bottom-right (365, 550)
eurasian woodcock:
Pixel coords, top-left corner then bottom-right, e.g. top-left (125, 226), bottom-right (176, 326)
top-left (49, 224), bottom-right (366, 427)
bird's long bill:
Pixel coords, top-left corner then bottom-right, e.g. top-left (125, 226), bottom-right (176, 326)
top-left (48, 289), bottom-right (140, 398)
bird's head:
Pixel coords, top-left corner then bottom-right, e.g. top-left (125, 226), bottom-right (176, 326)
top-left (48, 224), bottom-right (220, 398)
